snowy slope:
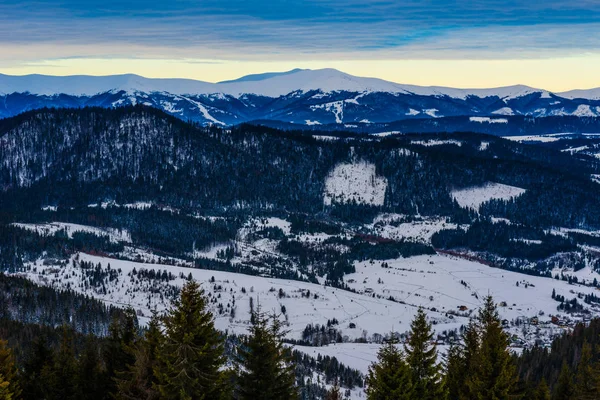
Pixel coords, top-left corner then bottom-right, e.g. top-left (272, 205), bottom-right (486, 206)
top-left (323, 162), bottom-right (388, 206)
top-left (2, 69), bottom-right (599, 126)
top-left (0, 69), bottom-right (556, 98)
top-left (451, 182), bottom-right (526, 210)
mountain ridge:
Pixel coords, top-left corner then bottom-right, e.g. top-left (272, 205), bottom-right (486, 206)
top-left (1, 68), bottom-right (600, 126)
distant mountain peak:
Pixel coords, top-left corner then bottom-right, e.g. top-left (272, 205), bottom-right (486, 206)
top-left (217, 68), bottom-right (307, 84)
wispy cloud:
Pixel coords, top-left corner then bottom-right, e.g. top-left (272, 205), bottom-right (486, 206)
top-left (1, 0), bottom-right (599, 61)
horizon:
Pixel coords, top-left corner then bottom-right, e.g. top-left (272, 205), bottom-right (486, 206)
top-left (0, 67), bottom-right (598, 92)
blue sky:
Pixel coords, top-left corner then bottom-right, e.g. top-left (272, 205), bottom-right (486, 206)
top-left (1, 0), bottom-right (599, 90)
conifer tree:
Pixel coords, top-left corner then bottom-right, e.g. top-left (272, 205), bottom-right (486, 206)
top-left (49, 327), bottom-right (78, 400)
top-left (554, 363), bottom-right (575, 400)
top-left (366, 338), bottom-right (413, 400)
top-left (325, 380), bottom-right (342, 400)
top-left (404, 308), bottom-right (443, 400)
top-left (235, 306), bottom-right (297, 400)
top-left (105, 307), bottom-right (139, 388)
top-left (534, 379), bottom-right (551, 400)
top-left (459, 320), bottom-right (480, 400)
top-left (0, 340), bottom-right (20, 400)
top-left (445, 342), bottom-right (465, 400)
top-left (76, 336), bottom-right (105, 400)
top-left (155, 280), bottom-right (229, 400)
top-left (21, 337), bottom-right (54, 400)
top-left (574, 341), bottom-right (598, 400)
top-left (466, 296), bottom-right (517, 400)
top-left (116, 314), bottom-right (162, 400)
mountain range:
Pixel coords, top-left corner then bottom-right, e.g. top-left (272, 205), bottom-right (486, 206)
top-left (2, 68), bottom-right (600, 128)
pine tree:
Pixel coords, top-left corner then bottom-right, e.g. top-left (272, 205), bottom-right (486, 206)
top-left (574, 341), bottom-right (598, 400)
top-left (235, 306), bottom-right (297, 400)
top-left (155, 280), bottom-right (229, 400)
top-left (116, 314), bottom-right (162, 400)
top-left (0, 340), bottom-right (20, 400)
top-left (554, 363), bottom-right (575, 400)
top-left (366, 338), bottom-right (413, 400)
top-left (404, 308), bottom-right (443, 400)
top-left (533, 379), bottom-right (551, 400)
top-left (466, 296), bottom-right (517, 400)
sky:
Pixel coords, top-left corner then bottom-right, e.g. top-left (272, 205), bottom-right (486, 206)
top-left (1, 0), bottom-right (599, 91)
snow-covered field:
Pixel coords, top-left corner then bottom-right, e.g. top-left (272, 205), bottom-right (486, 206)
top-left (469, 117), bottom-right (508, 124)
top-left (412, 139), bottom-right (462, 147)
top-left (502, 134), bottom-right (566, 143)
top-left (18, 250), bottom-right (599, 346)
top-left (323, 162), bottom-right (388, 206)
top-left (369, 214), bottom-right (458, 243)
top-left (19, 252), bottom-right (468, 341)
top-left (451, 182), bottom-right (526, 210)
top-left (12, 222), bottom-right (131, 243)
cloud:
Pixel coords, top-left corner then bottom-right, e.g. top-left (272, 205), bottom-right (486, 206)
top-left (0, 0), bottom-right (599, 61)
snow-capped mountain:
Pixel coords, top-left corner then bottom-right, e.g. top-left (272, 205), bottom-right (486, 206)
top-left (1, 68), bottom-right (600, 125)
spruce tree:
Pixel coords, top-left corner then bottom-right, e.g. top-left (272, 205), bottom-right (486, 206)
top-left (459, 320), bottom-right (480, 400)
top-left (534, 379), bottom-right (551, 400)
top-left (445, 342), bottom-right (465, 400)
top-left (49, 327), bottom-right (78, 400)
top-left (104, 307), bottom-right (139, 392)
top-left (404, 308), bottom-right (443, 400)
top-left (574, 341), bottom-right (598, 400)
top-left (21, 337), bottom-right (54, 400)
top-left (155, 280), bottom-right (229, 400)
top-left (366, 338), bottom-right (413, 400)
top-left (235, 307), bottom-right (297, 400)
top-left (116, 314), bottom-right (162, 400)
top-left (76, 336), bottom-right (106, 400)
top-left (467, 296), bottom-right (517, 400)
top-left (554, 363), bottom-right (575, 400)
top-left (0, 340), bottom-right (20, 400)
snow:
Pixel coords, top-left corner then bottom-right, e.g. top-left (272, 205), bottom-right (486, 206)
top-left (479, 142), bottom-right (490, 151)
top-left (305, 120), bottom-right (322, 125)
top-left (0, 69), bottom-right (561, 100)
top-left (323, 162), bottom-right (388, 206)
top-left (294, 343), bottom-right (381, 374)
top-left (369, 214), bottom-right (458, 244)
top-left (12, 222), bottom-right (131, 243)
top-left (558, 88), bottom-right (600, 100)
top-left (469, 117), bottom-right (508, 124)
top-left (406, 108), bottom-right (420, 116)
top-left (423, 109), bottom-right (440, 118)
top-left (16, 249), bottom-right (600, 363)
top-left (451, 182), bottom-right (526, 211)
top-left (572, 104), bottom-right (598, 117)
top-left (19, 252), bottom-right (465, 341)
top-left (181, 97), bottom-right (225, 125)
top-left (310, 101), bottom-right (344, 123)
top-left (503, 135), bottom-right (562, 143)
top-left (372, 131), bottom-right (402, 137)
top-left (412, 139), bottom-right (462, 147)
